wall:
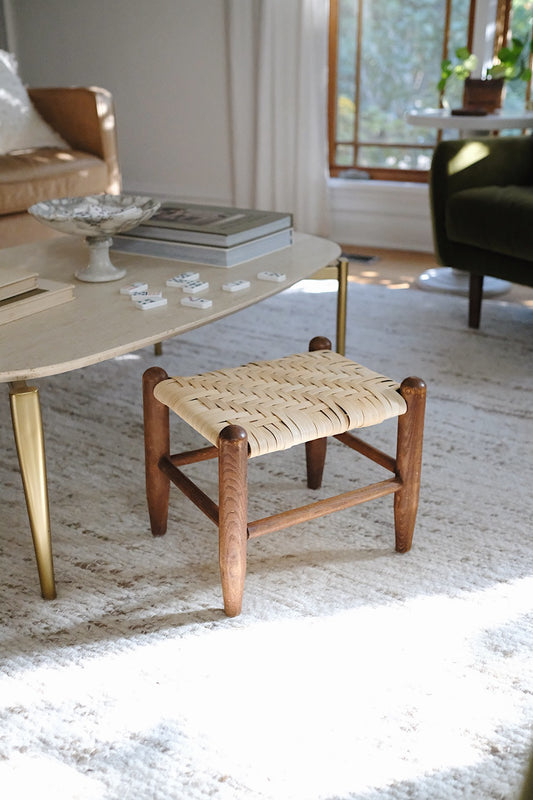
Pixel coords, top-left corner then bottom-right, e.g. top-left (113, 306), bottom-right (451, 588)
top-left (8, 0), bottom-right (233, 206)
top-left (5, 0), bottom-right (433, 252)
top-left (328, 179), bottom-right (433, 252)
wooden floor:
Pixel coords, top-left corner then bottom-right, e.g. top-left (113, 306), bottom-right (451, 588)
top-left (342, 245), bottom-right (533, 308)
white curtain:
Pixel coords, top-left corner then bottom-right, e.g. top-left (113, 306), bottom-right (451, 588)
top-left (225, 0), bottom-right (330, 236)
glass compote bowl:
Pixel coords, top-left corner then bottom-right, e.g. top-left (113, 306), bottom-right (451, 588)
top-left (29, 194), bottom-right (160, 282)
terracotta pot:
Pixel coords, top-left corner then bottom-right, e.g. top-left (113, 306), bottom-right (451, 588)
top-left (454, 77), bottom-right (505, 115)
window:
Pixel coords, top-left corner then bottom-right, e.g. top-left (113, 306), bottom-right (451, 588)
top-left (328, 0), bottom-right (531, 181)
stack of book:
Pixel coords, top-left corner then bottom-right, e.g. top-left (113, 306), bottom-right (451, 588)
top-left (0, 271), bottom-right (74, 325)
top-left (111, 201), bottom-right (293, 267)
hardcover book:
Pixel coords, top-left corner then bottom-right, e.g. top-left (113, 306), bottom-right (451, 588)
top-left (0, 278), bottom-right (75, 325)
top-left (123, 201), bottom-right (293, 247)
top-left (0, 272), bottom-right (39, 301)
top-left (111, 228), bottom-right (293, 268)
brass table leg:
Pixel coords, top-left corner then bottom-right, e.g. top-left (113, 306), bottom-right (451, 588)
top-left (312, 257), bottom-right (348, 355)
top-left (334, 257), bottom-right (348, 356)
top-left (9, 381), bottom-right (56, 600)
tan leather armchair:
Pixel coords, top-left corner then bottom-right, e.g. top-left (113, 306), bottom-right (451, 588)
top-left (0, 86), bottom-right (121, 248)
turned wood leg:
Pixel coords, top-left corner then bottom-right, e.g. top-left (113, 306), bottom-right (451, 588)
top-left (306, 438), bottom-right (328, 490)
top-left (9, 382), bottom-right (56, 600)
top-left (394, 377), bottom-right (427, 553)
top-left (218, 425), bottom-right (248, 617)
top-left (143, 367), bottom-right (170, 537)
top-left (469, 274), bottom-right (483, 329)
top-left (305, 336), bottom-right (332, 489)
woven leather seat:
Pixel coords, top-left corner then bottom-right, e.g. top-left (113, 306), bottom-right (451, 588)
top-left (143, 336), bottom-right (426, 616)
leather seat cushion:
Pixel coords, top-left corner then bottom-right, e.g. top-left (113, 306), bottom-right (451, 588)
top-left (446, 185), bottom-right (533, 262)
top-left (0, 147), bottom-right (108, 215)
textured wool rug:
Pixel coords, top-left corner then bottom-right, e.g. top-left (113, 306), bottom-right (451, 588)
top-left (1, 278), bottom-right (532, 800)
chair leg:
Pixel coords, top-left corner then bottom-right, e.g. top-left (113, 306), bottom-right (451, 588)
top-left (218, 425), bottom-right (248, 617)
top-left (469, 274), bottom-right (484, 329)
top-left (305, 335), bottom-right (332, 489)
top-left (394, 377), bottom-right (427, 553)
top-left (143, 367), bottom-right (170, 537)
top-left (306, 438), bottom-right (328, 489)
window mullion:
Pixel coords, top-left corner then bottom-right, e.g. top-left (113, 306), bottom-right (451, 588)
top-left (353, 0), bottom-right (363, 169)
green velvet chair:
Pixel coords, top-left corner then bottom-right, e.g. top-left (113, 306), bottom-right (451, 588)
top-left (430, 135), bottom-right (533, 328)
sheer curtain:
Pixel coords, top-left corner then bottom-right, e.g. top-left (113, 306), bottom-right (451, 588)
top-left (225, 0), bottom-right (330, 236)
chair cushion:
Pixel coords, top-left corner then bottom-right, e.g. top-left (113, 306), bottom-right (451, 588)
top-left (0, 147), bottom-right (108, 215)
top-left (446, 185), bottom-right (533, 262)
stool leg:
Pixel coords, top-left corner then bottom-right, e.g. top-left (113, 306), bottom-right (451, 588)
top-left (218, 425), bottom-right (248, 617)
top-left (394, 377), bottom-right (427, 553)
top-left (306, 439), bottom-right (327, 489)
top-left (143, 367), bottom-right (170, 537)
top-left (305, 336), bottom-right (332, 489)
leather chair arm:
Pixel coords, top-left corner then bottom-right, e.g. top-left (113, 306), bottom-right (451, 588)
top-left (28, 86), bottom-right (121, 193)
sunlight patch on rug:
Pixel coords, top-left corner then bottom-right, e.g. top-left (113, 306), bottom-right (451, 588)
top-left (1, 578), bottom-right (531, 799)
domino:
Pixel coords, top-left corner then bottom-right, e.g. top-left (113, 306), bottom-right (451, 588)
top-left (257, 271), bottom-right (286, 282)
top-left (182, 280), bottom-right (209, 294)
top-left (130, 290), bottom-right (163, 301)
top-left (222, 279), bottom-right (251, 292)
top-left (134, 297), bottom-right (168, 310)
top-left (120, 281), bottom-right (148, 295)
top-left (166, 272), bottom-right (200, 287)
top-left (181, 296), bottom-right (213, 309)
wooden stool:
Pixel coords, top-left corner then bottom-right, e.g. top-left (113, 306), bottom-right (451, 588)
top-left (143, 337), bottom-right (426, 616)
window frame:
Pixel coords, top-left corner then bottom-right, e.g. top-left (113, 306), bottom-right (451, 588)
top-left (328, 0), bottom-right (515, 181)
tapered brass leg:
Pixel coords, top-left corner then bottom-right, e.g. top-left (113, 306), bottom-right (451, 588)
top-left (311, 257), bottom-right (348, 355)
top-left (335, 257), bottom-right (348, 356)
top-left (9, 381), bottom-right (56, 600)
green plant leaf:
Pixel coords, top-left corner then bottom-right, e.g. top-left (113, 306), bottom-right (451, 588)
top-left (455, 46), bottom-right (471, 60)
top-left (487, 64), bottom-right (507, 79)
top-left (454, 65), bottom-right (470, 79)
top-left (497, 46), bottom-right (514, 62)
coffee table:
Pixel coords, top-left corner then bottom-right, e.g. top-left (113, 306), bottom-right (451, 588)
top-left (0, 233), bottom-right (341, 599)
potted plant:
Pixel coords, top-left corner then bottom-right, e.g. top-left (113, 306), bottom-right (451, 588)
top-left (438, 34), bottom-right (532, 114)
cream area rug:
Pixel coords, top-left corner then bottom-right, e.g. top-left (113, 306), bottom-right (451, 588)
top-left (1, 278), bottom-right (532, 800)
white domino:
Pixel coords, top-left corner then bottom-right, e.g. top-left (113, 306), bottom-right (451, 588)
top-left (257, 271), bottom-right (286, 282)
top-left (120, 281), bottom-right (148, 295)
top-left (130, 290), bottom-right (163, 301)
top-left (222, 279), bottom-right (251, 292)
top-left (166, 272), bottom-right (200, 287)
top-left (181, 296), bottom-right (213, 309)
top-left (182, 280), bottom-right (209, 294)
top-left (134, 297), bottom-right (168, 310)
